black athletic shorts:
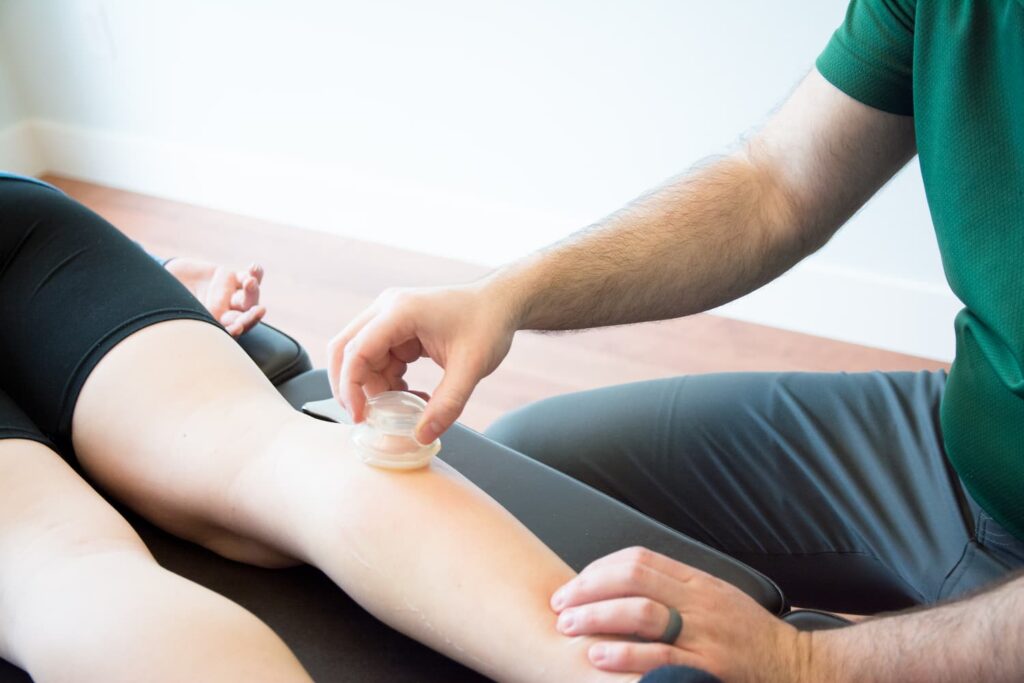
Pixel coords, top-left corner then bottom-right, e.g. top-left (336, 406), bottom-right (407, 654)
top-left (0, 176), bottom-right (218, 457)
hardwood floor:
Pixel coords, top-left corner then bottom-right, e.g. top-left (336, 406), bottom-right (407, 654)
top-left (46, 175), bottom-right (949, 432)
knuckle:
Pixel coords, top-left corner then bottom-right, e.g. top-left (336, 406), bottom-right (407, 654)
top-left (626, 546), bottom-right (652, 565)
top-left (639, 599), bottom-right (660, 626)
top-left (624, 562), bottom-right (647, 584)
top-left (379, 287), bottom-right (413, 310)
top-left (689, 572), bottom-right (713, 593)
top-left (431, 394), bottom-right (464, 419)
top-left (613, 643), bottom-right (637, 665)
top-left (654, 645), bottom-right (674, 666)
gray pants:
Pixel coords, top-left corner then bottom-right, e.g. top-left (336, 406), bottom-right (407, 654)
top-left (486, 371), bottom-right (1024, 613)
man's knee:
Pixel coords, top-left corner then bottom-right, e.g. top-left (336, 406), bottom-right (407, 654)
top-left (486, 402), bottom-right (542, 453)
top-left (486, 397), bottom-right (586, 474)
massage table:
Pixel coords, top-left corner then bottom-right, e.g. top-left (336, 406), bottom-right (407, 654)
top-left (0, 323), bottom-right (847, 682)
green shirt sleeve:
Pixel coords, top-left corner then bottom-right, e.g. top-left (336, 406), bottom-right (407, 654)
top-left (816, 0), bottom-right (916, 116)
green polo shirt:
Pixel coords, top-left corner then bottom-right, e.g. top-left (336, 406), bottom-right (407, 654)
top-left (817, 1), bottom-right (1024, 539)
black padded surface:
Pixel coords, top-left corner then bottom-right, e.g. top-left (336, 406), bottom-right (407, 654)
top-left (0, 368), bottom-right (787, 682)
top-left (235, 322), bottom-right (312, 385)
top-left (781, 609), bottom-right (852, 631)
top-left (296, 371), bottom-right (786, 612)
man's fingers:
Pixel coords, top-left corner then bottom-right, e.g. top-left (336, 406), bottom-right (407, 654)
top-left (328, 307), bottom-right (379, 410)
top-left (338, 316), bottom-right (415, 423)
top-left (587, 641), bottom-right (701, 675)
top-left (391, 337), bottom-right (423, 363)
top-left (362, 373), bottom-right (393, 399)
top-left (578, 547), bottom-right (703, 586)
top-left (551, 559), bottom-right (688, 613)
top-left (416, 356), bottom-right (480, 444)
top-left (556, 597), bottom-right (678, 642)
top-left (383, 353), bottom-right (409, 384)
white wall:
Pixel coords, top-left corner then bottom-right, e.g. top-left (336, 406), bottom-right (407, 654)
top-left (0, 31), bottom-right (41, 173)
top-left (0, 0), bottom-right (960, 360)
top-left (0, 59), bottom-right (24, 128)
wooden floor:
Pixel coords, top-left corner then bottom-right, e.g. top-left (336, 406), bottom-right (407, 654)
top-left (47, 175), bottom-right (949, 432)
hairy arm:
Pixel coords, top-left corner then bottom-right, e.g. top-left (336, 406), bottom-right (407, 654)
top-left (492, 69), bottom-right (916, 331)
top-left (808, 573), bottom-right (1024, 682)
top-left (329, 69), bottom-right (920, 438)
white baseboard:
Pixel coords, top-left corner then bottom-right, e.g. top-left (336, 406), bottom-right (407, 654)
top-left (22, 118), bottom-right (958, 361)
top-left (28, 118), bottom-right (572, 266)
top-left (715, 263), bottom-right (959, 361)
top-left (0, 121), bottom-right (44, 176)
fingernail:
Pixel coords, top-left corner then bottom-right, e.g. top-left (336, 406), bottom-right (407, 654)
top-left (590, 645), bottom-right (607, 663)
top-left (557, 611), bottom-right (574, 633)
top-left (551, 589), bottom-right (565, 610)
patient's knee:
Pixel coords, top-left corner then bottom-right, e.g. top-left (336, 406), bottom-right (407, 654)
top-left (5, 549), bottom-right (308, 682)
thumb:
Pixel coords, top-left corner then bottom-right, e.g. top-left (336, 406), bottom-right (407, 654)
top-left (416, 356), bottom-right (481, 444)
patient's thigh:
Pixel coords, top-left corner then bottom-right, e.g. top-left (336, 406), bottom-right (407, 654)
top-left (70, 319), bottom-right (302, 564)
top-left (0, 438), bottom-right (309, 682)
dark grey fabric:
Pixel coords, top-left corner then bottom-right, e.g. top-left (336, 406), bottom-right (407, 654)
top-left (640, 665), bottom-right (722, 683)
top-left (486, 371), bottom-right (1024, 614)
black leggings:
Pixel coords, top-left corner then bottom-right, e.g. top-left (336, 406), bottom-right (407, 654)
top-left (0, 177), bottom-right (218, 457)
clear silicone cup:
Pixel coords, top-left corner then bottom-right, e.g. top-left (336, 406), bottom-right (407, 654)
top-left (351, 391), bottom-right (441, 470)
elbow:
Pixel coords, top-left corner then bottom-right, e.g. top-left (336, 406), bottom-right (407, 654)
top-left (738, 140), bottom-right (835, 262)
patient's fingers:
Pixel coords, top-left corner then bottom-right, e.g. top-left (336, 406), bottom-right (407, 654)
top-left (230, 276), bottom-right (260, 311)
top-left (234, 263), bottom-right (263, 287)
top-left (206, 267), bottom-right (237, 318)
top-left (222, 305), bottom-right (266, 337)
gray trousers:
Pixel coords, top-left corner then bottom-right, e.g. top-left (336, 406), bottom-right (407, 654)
top-left (486, 371), bottom-right (1024, 613)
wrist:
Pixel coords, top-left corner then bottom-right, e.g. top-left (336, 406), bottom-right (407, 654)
top-left (794, 629), bottom-right (847, 683)
top-left (476, 266), bottom-right (531, 332)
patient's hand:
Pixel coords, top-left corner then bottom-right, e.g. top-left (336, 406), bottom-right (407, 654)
top-left (551, 547), bottom-right (811, 682)
top-left (164, 258), bottom-right (266, 337)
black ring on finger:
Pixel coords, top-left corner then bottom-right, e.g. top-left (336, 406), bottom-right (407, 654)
top-left (659, 605), bottom-right (683, 644)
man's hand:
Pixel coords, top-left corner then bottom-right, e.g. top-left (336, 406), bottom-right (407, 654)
top-left (551, 547), bottom-right (813, 682)
top-left (164, 258), bottom-right (266, 337)
top-left (328, 282), bottom-right (517, 443)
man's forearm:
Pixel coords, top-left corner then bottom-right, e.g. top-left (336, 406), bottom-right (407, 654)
top-left (487, 147), bottom-right (809, 332)
top-left (809, 573), bottom-right (1024, 682)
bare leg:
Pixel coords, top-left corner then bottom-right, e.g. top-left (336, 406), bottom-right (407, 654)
top-left (71, 320), bottom-right (635, 683)
top-left (0, 438), bottom-right (311, 682)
